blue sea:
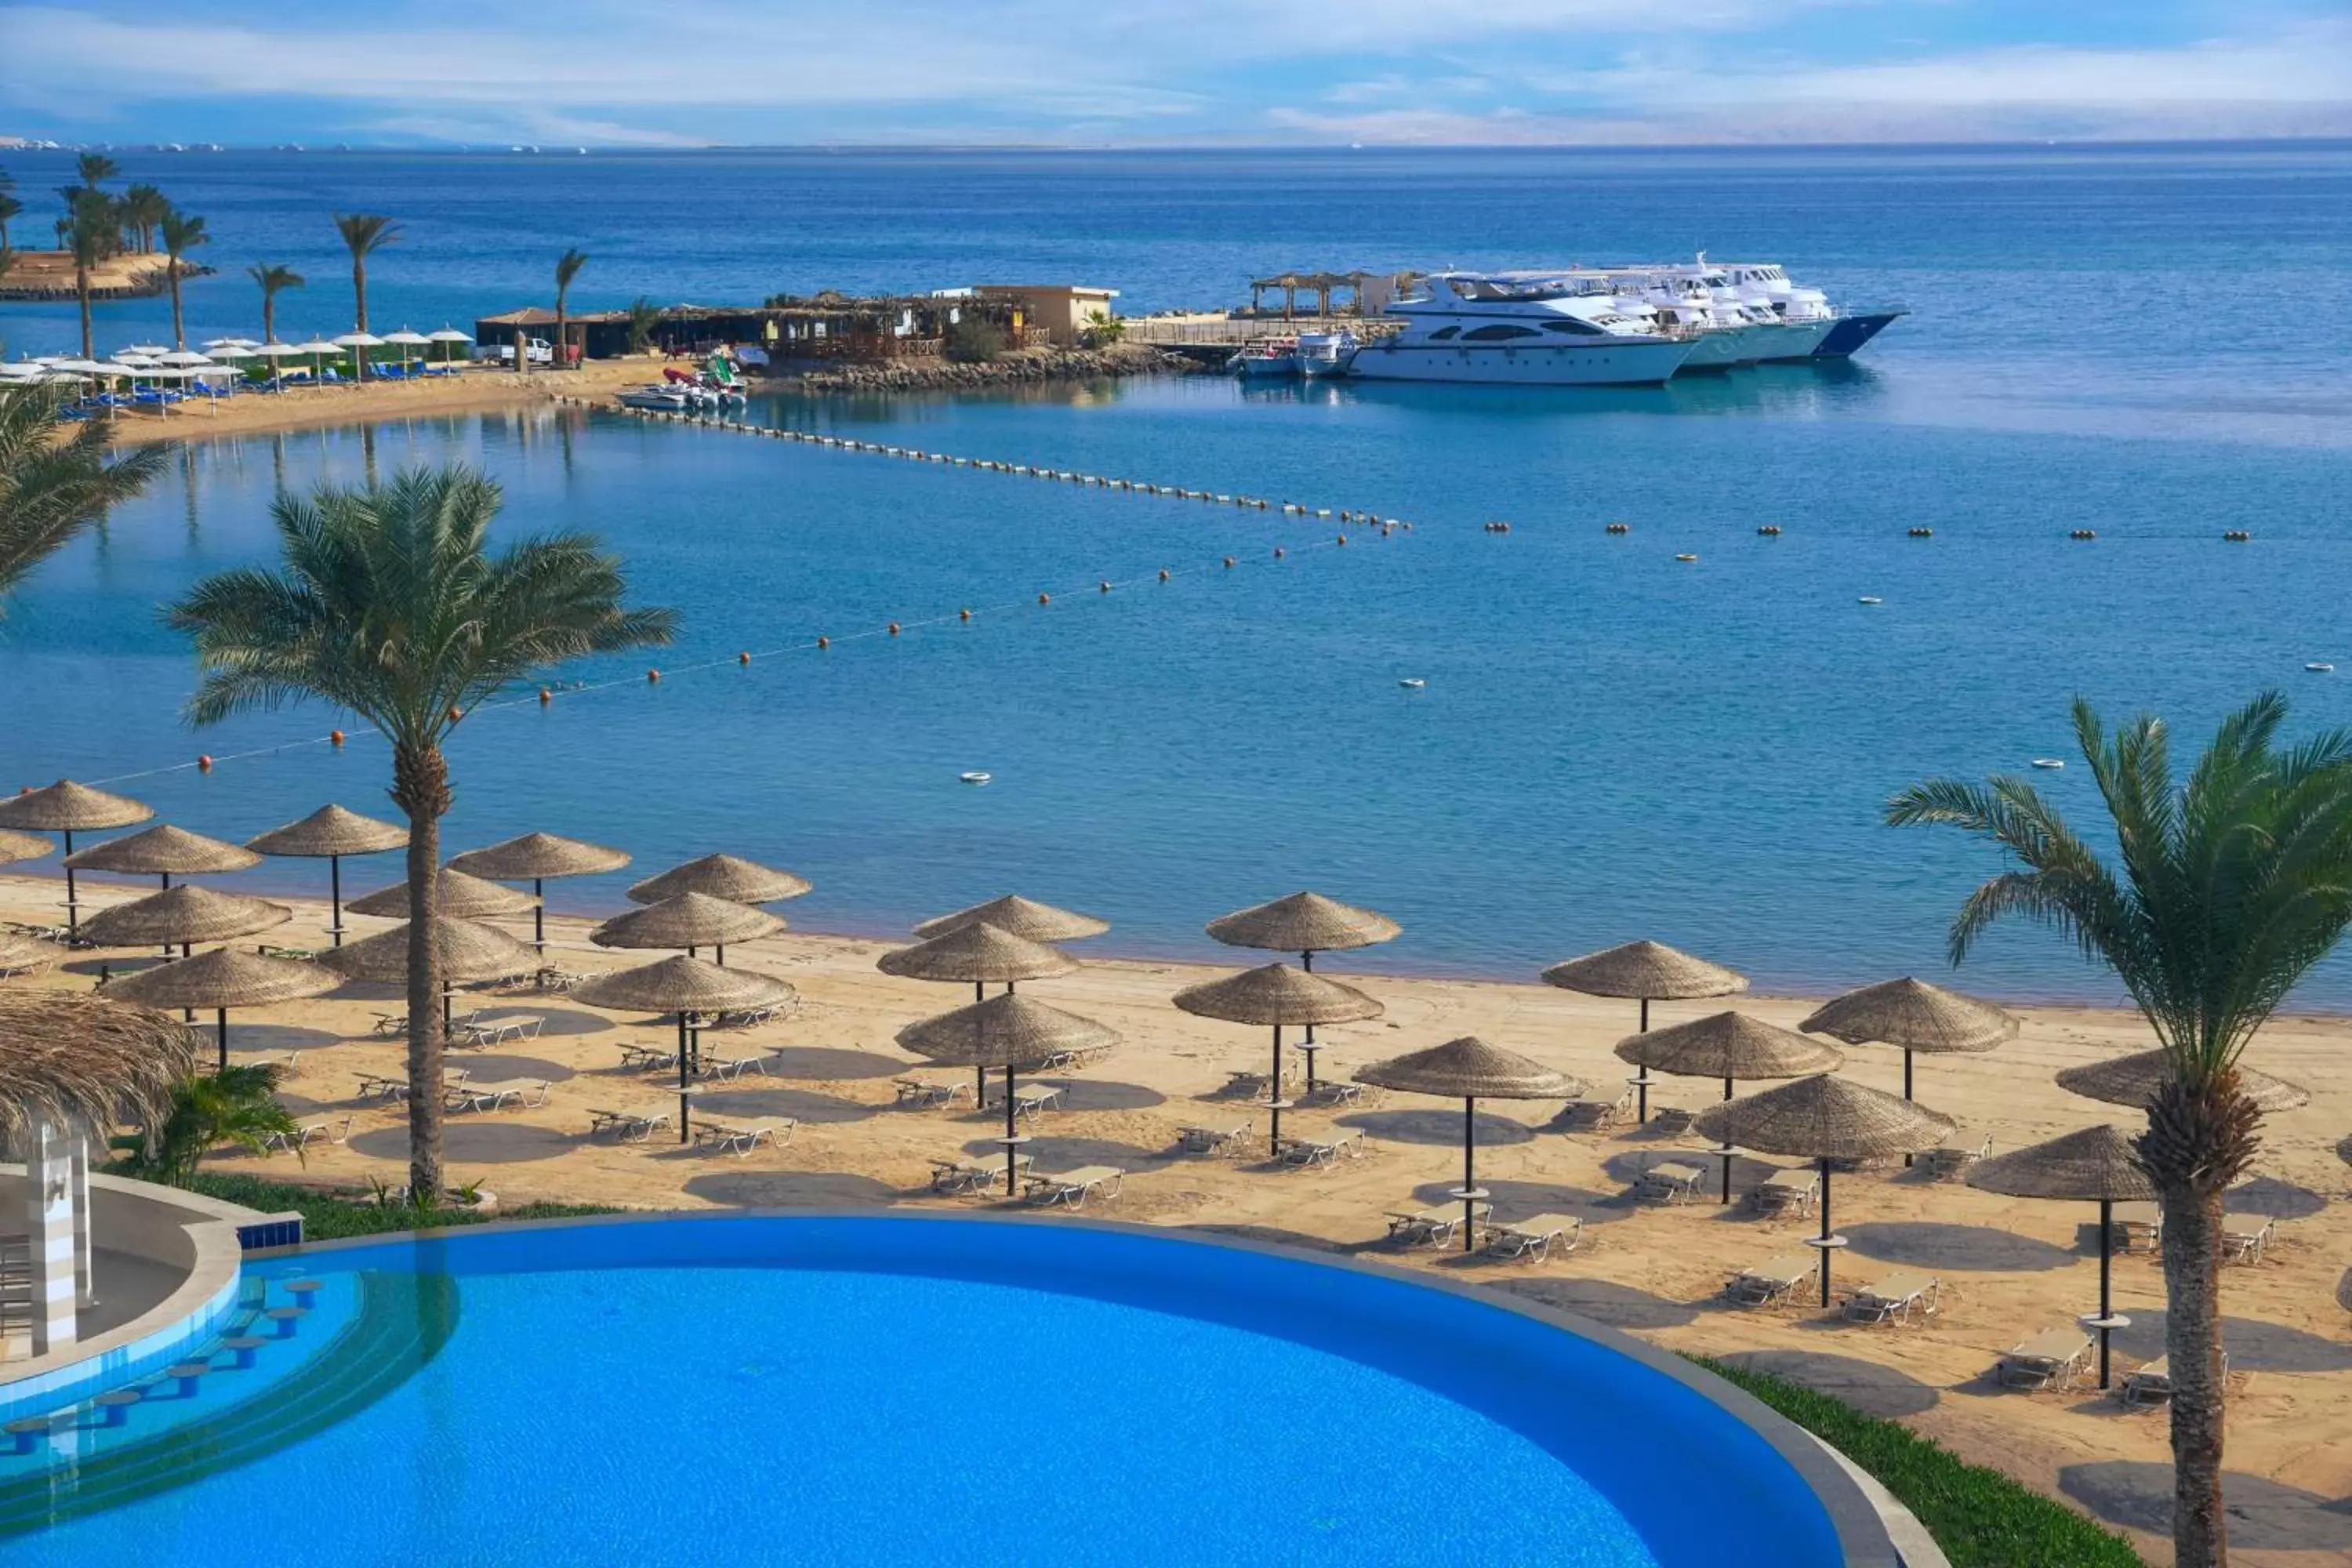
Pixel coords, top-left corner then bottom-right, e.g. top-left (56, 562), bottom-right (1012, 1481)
top-left (3, 144), bottom-right (2350, 1004)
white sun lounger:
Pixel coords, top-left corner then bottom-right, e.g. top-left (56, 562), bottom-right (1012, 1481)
top-left (1484, 1213), bottom-right (1582, 1263)
top-left (263, 1116), bottom-right (352, 1154)
top-left (1844, 1272), bottom-right (1940, 1326)
top-left (895, 1076), bottom-right (975, 1109)
top-left (2220, 1217), bottom-right (2273, 1265)
top-left (694, 1120), bottom-right (793, 1157)
top-left (1635, 1160), bottom-right (1708, 1204)
top-left (695, 1049), bottom-right (768, 1083)
top-left (1024, 1165), bottom-right (1124, 1209)
top-left (1559, 1091), bottom-right (1633, 1133)
top-left (444, 1077), bottom-right (550, 1115)
top-left (1385, 1202), bottom-right (1492, 1249)
top-left (1999, 1328), bottom-right (2093, 1391)
top-left (1726, 1252), bottom-right (1818, 1308)
top-left (1174, 1120), bottom-right (1251, 1156)
top-left (1648, 1105), bottom-right (1697, 1136)
top-left (2120, 1351), bottom-right (2227, 1407)
top-left (2111, 1200), bottom-right (2161, 1254)
top-left (1921, 1131), bottom-right (1991, 1180)
top-left (586, 1107), bottom-right (670, 1142)
top-left (1277, 1128), bottom-right (1364, 1167)
top-left (929, 1152), bottom-right (1033, 1194)
top-left (986, 1083), bottom-right (1065, 1121)
top-left (1750, 1167), bottom-right (1821, 1217)
top-left (456, 1014), bottom-right (543, 1047)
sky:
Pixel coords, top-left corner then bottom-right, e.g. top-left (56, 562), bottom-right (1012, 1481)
top-left (2, 1), bottom-right (2347, 147)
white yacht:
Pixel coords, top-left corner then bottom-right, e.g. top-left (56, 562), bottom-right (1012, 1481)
top-left (1584, 267), bottom-right (1765, 369)
top-left (1296, 330), bottom-right (1359, 377)
top-left (1348, 273), bottom-right (1694, 386)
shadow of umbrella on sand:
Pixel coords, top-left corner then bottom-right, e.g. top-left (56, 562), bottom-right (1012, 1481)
top-left (898, 993), bottom-right (1120, 1196)
top-left (1695, 1076), bottom-right (1955, 1308)
top-left (245, 804), bottom-right (408, 948)
top-left (102, 947), bottom-right (337, 1070)
top-left (1207, 891), bottom-right (1399, 1094)
top-left (1541, 940), bottom-right (1747, 1123)
top-left (1356, 1036), bottom-right (1583, 1251)
top-left (1616, 1012), bottom-right (1842, 1202)
top-left (1969, 1125), bottom-right (2156, 1388)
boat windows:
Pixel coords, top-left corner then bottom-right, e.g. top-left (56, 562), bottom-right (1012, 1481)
top-left (1460, 325), bottom-right (1541, 341)
top-left (1428, 326), bottom-right (1461, 340)
top-left (1541, 319), bottom-right (1604, 336)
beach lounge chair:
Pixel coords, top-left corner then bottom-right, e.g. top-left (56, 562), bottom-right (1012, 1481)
top-left (1749, 1167), bottom-right (1822, 1218)
top-left (2220, 1217), bottom-right (2273, 1265)
top-left (263, 1116), bottom-right (352, 1154)
top-left (929, 1152), bottom-right (1033, 1194)
top-left (1998, 1328), bottom-right (2093, 1391)
top-left (894, 1076), bottom-right (975, 1110)
top-left (586, 1107), bottom-right (670, 1142)
top-left (985, 1083), bottom-right (1064, 1121)
top-left (1174, 1120), bottom-right (1250, 1156)
top-left (1484, 1213), bottom-right (1582, 1263)
top-left (535, 966), bottom-right (590, 992)
top-left (1559, 1091), bottom-right (1633, 1133)
top-left (1277, 1127), bottom-right (1365, 1167)
top-left (2120, 1352), bottom-right (2227, 1408)
top-left (444, 1077), bottom-right (550, 1115)
top-left (695, 1048), bottom-right (768, 1083)
top-left (1634, 1160), bottom-right (1708, 1204)
top-left (1224, 1064), bottom-right (1300, 1097)
top-left (1922, 1131), bottom-right (1991, 1180)
top-left (1648, 1105), bottom-right (1697, 1136)
top-left (1726, 1252), bottom-right (1817, 1308)
top-left (457, 1014), bottom-right (543, 1047)
top-left (616, 1041), bottom-right (679, 1073)
top-left (1024, 1165), bottom-right (1124, 1209)
top-left (710, 1005), bottom-right (775, 1030)
top-left (1843, 1272), bottom-right (1940, 1326)
top-left (1303, 1080), bottom-right (1364, 1106)
top-left (1385, 1202), bottom-right (1493, 1250)
top-left (2111, 1200), bottom-right (2162, 1254)
top-left (694, 1120), bottom-right (793, 1157)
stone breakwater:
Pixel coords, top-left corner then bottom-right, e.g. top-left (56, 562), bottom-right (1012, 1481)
top-left (765, 343), bottom-right (1207, 394)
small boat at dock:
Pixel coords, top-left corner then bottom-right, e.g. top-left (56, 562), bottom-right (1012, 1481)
top-left (1228, 339), bottom-right (1301, 379)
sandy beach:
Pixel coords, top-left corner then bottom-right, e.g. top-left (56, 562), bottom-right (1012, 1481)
top-left (10, 869), bottom-right (2347, 1563)
top-left (100, 358), bottom-right (665, 448)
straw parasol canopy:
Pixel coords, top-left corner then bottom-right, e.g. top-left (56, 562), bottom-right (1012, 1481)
top-left (0, 829), bottom-right (53, 866)
top-left (1174, 963), bottom-right (1383, 1149)
top-left (0, 989), bottom-right (198, 1143)
top-left (1541, 939), bottom-right (1748, 1004)
top-left (573, 956), bottom-right (799, 1144)
top-left (895, 992), bottom-right (1120, 1068)
top-left (1617, 1011), bottom-right (1844, 1121)
top-left (1969, 1126), bottom-right (2156, 1388)
top-left (245, 804), bottom-right (408, 858)
top-left (1206, 890), bottom-right (1399, 954)
top-left (450, 831), bottom-right (630, 881)
top-left (103, 948), bottom-right (338, 1070)
top-left (62, 823), bottom-right (262, 878)
top-left (913, 895), bottom-right (1109, 944)
top-left (318, 917), bottom-right (540, 985)
top-left (591, 892), bottom-right (783, 957)
top-left (1358, 1036), bottom-right (1584, 1250)
top-left (1696, 1075), bottom-right (1957, 1308)
top-left (627, 853), bottom-right (811, 907)
top-left (0, 935), bottom-right (62, 976)
top-left (878, 923), bottom-right (1076, 986)
top-left (1802, 977), bottom-right (2017, 1108)
top-left (78, 885), bottom-right (291, 949)
top-left (346, 868), bottom-right (537, 921)
top-left (2057, 1049), bottom-right (2310, 1113)
top-left (0, 779), bottom-right (154, 833)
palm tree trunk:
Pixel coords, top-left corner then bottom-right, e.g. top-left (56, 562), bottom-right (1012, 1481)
top-left (76, 264), bottom-right (93, 360)
top-left (262, 293), bottom-right (275, 346)
top-left (392, 740), bottom-right (451, 1200)
top-left (169, 266), bottom-right (186, 350)
top-left (353, 257), bottom-right (369, 381)
top-left (2158, 1178), bottom-right (2230, 1564)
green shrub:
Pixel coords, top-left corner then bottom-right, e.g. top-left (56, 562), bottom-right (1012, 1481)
top-left (1691, 1356), bottom-right (2143, 1567)
top-left (944, 317), bottom-right (1004, 363)
top-left (171, 1170), bottom-right (622, 1241)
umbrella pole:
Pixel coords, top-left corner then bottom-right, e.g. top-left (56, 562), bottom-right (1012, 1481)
top-left (329, 855), bottom-right (343, 947)
top-left (62, 829), bottom-right (77, 935)
top-left (716, 944), bottom-right (725, 967)
top-left (974, 981), bottom-right (988, 1103)
top-left (1004, 1062), bottom-right (1020, 1196)
top-left (1719, 1075), bottom-right (1735, 1203)
top-left (1635, 997), bottom-right (1651, 1123)
top-left (161, 873), bottom-right (174, 959)
top-left (677, 1011), bottom-right (691, 1144)
top-left (1902, 1049), bottom-right (1916, 1168)
top-left (533, 878), bottom-right (546, 955)
top-left (216, 1007), bottom-right (229, 1072)
top-left (1819, 1159), bottom-right (1835, 1308)
top-left (1270, 1024), bottom-right (1285, 1152)
top-left (1461, 1096), bottom-right (1476, 1252)
top-left (2098, 1197), bottom-right (2114, 1389)
top-left (182, 943), bottom-right (195, 1022)
top-left (1301, 949), bottom-right (1317, 1093)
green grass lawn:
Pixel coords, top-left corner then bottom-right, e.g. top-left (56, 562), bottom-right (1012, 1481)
top-left (1693, 1356), bottom-right (2145, 1567)
top-left (178, 1171), bottom-right (622, 1241)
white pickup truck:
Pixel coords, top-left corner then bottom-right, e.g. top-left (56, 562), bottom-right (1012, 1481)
top-left (479, 337), bottom-right (554, 365)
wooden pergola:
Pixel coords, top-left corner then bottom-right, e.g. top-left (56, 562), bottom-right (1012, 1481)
top-left (1248, 270), bottom-right (1381, 320)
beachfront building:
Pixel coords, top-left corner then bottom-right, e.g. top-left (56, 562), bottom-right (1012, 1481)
top-left (965, 285), bottom-right (1120, 347)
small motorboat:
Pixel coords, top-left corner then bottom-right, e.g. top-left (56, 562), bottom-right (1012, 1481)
top-left (617, 385), bottom-right (690, 411)
top-left (2307, 662), bottom-right (2335, 673)
top-left (1398, 678), bottom-right (1425, 690)
top-left (1297, 330), bottom-right (1360, 378)
top-left (2031, 758), bottom-right (2066, 770)
top-left (958, 771), bottom-right (992, 786)
top-left (1857, 596), bottom-right (1883, 605)
top-left (1675, 554), bottom-right (1698, 563)
top-left (1228, 339), bottom-right (1301, 379)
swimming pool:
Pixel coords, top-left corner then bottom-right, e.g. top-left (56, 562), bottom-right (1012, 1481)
top-left (1, 1215), bottom-right (1889, 1566)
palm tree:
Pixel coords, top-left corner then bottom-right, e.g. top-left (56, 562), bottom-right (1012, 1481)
top-left (553, 247), bottom-right (588, 370)
top-left (75, 152), bottom-right (118, 191)
top-left (248, 261), bottom-right (303, 344)
top-left (332, 212), bottom-right (399, 380)
top-left (113, 1066), bottom-right (299, 1183)
top-left (1889, 693), bottom-right (2352, 1568)
top-left (64, 191), bottom-right (112, 360)
top-left (167, 466), bottom-right (675, 1198)
top-left (0, 384), bottom-right (169, 604)
top-left (159, 209), bottom-right (207, 350)
top-left (121, 183), bottom-right (170, 253)
top-left (0, 193), bottom-right (20, 251)
top-left (625, 296), bottom-right (663, 355)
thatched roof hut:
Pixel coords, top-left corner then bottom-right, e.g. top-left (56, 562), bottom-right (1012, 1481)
top-left (0, 989), bottom-right (198, 1142)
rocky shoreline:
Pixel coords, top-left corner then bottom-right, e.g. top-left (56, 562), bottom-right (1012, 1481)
top-left (760, 343), bottom-right (1210, 394)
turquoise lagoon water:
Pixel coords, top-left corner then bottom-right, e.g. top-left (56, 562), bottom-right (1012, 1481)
top-left (2, 144), bottom-right (2348, 1002)
top-left (2, 1218), bottom-right (1847, 1566)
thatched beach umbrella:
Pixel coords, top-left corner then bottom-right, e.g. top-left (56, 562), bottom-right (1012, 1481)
top-left (0, 934), bottom-right (62, 979)
top-left (627, 853), bottom-right (811, 908)
top-left (914, 894), bottom-right (1109, 945)
top-left (573, 956), bottom-right (797, 1143)
top-left (2057, 1049), bottom-right (2310, 1113)
top-left (1617, 1012), bottom-right (1844, 1201)
top-left (1543, 940), bottom-right (1748, 1123)
top-left (65, 826), bottom-right (264, 957)
top-left (78, 884), bottom-right (291, 953)
top-left (1357, 1036), bottom-right (1583, 1250)
top-left (880, 923), bottom-right (1078, 1102)
top-left (1173, 963), bottom-right (1382, 1152)
top-left (245, 804), bottom-right (407, 947)
top-left (1695, 1076), bottom-right (1955, 1308)
top-left (1208, 890), bottom-right (1398, 1091)
top-left (347, 868), bottom-right (537, 923)
top-left (449, 832), bottom-right (630, 953)
top-left (592, 891), bottom-right (782, 966)
top-left (0, 989), bottom-right (197, 1147)
top-left (320, 917), bottom-right (540, 1031)
top-left (1969, 1125), bottom-right (2155, 1388)
top-left (104, 947), bottom-right (336, 1069)
top-left (898, 993), bottom-right (1120, 1195)
top-left (1802, 977), bottom-right (2016, 1101)
top-left (0, 780), bottom-right (154, 935)
top-left (0, 829), bottom-right (53, 867)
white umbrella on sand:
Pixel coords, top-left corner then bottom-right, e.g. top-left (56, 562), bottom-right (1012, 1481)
top-left (122, 343), bottom-right (169, 357)
top-left (336, 330), bottom-right (386, 381)
top-left (382, 328), bottom-right (432, 375)
top-left (427, 326), bottom-right (473, 370)
top-left (202, 336), bottom-right (259, 350)
top-left (158, 349), bottom-right (214, 367)
top-left (293, 339), bottom-right (343, 382)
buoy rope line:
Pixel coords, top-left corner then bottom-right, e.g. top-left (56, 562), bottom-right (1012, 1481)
top-left (82, 512), bottom-right (1392, 789)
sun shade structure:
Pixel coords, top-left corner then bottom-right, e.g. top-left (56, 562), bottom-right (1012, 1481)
top-left (103, 947), bottom-right (337, 1070)
top-left (319, 916), bottom-right (543, 1034)
top-left (1357, 1036), bottom-right (1584, 1250)
top-left (0, 935), bottom-right (62, 978)
top-left (913, 895), bottom-right (1109, 944)
top-left (1969, 1124), bottom-right (2154, 1388)
top-left (77, 885), bottom-right (291, 951)
top-left (626, 853), bottom-right (811, 908)
top-left (2056, 1049), bottom-right (2310, 1114)
top-left (1207, 890), bottom-right (1399, 1094)
top-left (590, 891), bottom-right (782, 964)
top-left (1802, 975), bottom-right (2017, 1095)
top-left (346, 868), bottom-right (537, 922)
top-left (1541, 940), bottom-right (1748, 1121)
top-left (880, 922), bottom-right (1080, 1102)
top-left (245, 804), bottom-right (408, 947)
top-left (1617, 1012), bottom-right (1846, 1200)
top-left (1695, 1076), bottom-right (1956, 1307)
top-left (62, 824), bottom-right (260, 880)
top-left (898, 993), bottom-right (1122, 1196)
top-left (1173, 963), bottom-right (1383, 1150)
top-left (448, 832), bottom-right (631, 953)
top-left (0, 829), bottom-right (54, 866)
top-left (0, 780), bottom-right (154, 935)
top-left (573, 956), bottom-right (798, 1143)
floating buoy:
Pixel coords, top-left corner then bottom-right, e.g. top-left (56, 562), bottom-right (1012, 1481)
top-left (738, 652), bottom-right (751, 666)
top-left (1223, 557), bottom-right (1236, 568)
top-left (1907, 527), bottom-right (1933, 539)
top-left (960, 608), bottom-right (972, 622)
top-left (2223, 530), bottom-right (2251, 542)
top-left (1038, 593), bottom-right (1051, 605)
top-left (446, 705), bottom-right (462, 720)
top-left (1606, 522), bottom-right (1630, 535)
top-left (1157, 568), bottom-right (1170, 583)
top-left (197, 754), bottom-right (213, 772)
top-left (2031, 758), bottom-right (2067, 770)
top-left (1337, 535), bottom-right (1347, 546)
top-left (816, 637), bottom-right (829, 649)
top-left (1100, 581), bottom-right (1112, 593)
top-left (1757, 525), bottom-right (1782, 536)
top-left (887, 622), bottom-right (901, 636)
top-left (1273, 547), bottom-right (1286, 559)
top-left (538, 688), bottom-right (552, 704)
top-left (329, 729), bottom-right (346, 746)
top-left (1675, 554), bottom-right (1697, 563)
top-left (2071, 529), bottom-right (2097, 540)
top-left (645, 670), bottom-right (659, 683)
top-left (959, 771), bottom-right (992, 786)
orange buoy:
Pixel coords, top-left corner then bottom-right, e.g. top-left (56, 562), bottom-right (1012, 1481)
top-left (816, 636), bottom-right (830, 648)
top-left (197, 754), bottom-right (213, 772)
top-left (738, 651), bottom-right (751, 665)
top-left (538, 688), bottom-right (552, 704)
top-left (446, 705), bottom-right (463, 720)
top-left (1336, 534), bottom-right (1347, 545)
top-left (1038, 592), bottom-right (1051, 605)
top-left (960, 608), bottom-right (972, 621)
top-left (888, 622), bottom-right (902, 636)
top-left (646, 669), bottom-right (660, 683)
top-left (330, 729), bottom-right (346, 746)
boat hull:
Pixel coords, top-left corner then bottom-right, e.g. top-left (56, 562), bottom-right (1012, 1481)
top-left (1674, 327), bottom-right (1759, 371)
top-left (1346, 337), bottom-right (1693, 387)
top-left (1233, 356), bottom-right (1301, 379)
top-left (1749, 320), bottom-right (1838, 362)
top-left (1809, 310), bottom-right (1906, 359)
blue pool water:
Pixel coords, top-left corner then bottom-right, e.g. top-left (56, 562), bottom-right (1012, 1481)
top-left (1, 1218), bottom-right (1848, 1566)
